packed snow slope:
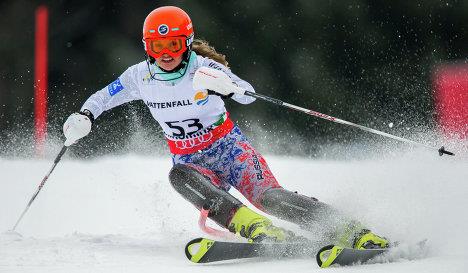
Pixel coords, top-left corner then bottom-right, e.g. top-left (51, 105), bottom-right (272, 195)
top-left (1, 150), bottom-right (467, 273)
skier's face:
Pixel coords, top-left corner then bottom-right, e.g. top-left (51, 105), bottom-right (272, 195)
top-left (156, 53), bottom-right (183, 71)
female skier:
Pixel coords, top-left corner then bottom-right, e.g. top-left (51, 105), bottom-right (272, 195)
top-left (63, 6), bottom-right (388, 249)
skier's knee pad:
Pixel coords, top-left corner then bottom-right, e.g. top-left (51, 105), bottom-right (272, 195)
top-left (260, 188), bottom-right (337, 227)
top-left (169, 164), bottom-right (243, 227)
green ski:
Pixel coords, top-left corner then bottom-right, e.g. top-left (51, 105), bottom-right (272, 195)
top-left (316, 245), bottom-right (387, 268)
top-left (185, 237), bottom-right (314, 263)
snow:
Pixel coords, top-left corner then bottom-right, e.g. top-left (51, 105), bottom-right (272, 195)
top-left (1, 151), bottom-right (467, 272)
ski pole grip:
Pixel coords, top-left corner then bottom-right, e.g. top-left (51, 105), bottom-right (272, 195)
top-left (438, 146), bottom-right (454, 156)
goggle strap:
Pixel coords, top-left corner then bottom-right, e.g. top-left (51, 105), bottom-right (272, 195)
top-left (186, 34), bottom-right (194, 47)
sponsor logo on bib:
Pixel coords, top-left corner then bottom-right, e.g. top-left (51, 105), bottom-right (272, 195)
top-left (146, 100), bottom-right (192, 109)
top-left (194, 91), bottom-right (209, 105)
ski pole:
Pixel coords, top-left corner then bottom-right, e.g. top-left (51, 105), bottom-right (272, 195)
top-left (243, 91), bottom-right (454, 156)
top-left (12, 145), bottom-right (68, 231)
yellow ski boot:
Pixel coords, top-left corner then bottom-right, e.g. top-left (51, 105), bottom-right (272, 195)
top-left (353, 229), bottom-right (389, 249)
top-left (335, 221), bottom-right (389, 249)
top-left (228, 206), bottom-right (294, 243)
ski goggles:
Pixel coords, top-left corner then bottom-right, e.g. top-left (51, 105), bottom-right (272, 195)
top-left (144, 36), bottom-right (189, 59)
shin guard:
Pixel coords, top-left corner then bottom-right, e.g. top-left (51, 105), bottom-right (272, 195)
top-left (169, 164), bottom-right (243, 228)
top-left (260, 188), bottom-right (343, 231)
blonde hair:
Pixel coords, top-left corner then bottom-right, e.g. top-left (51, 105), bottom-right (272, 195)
top-left (192, 39), bottom-right (229, 67)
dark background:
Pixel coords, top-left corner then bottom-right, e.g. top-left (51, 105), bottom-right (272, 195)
top-left (0, 0), bottom-right (466, 158)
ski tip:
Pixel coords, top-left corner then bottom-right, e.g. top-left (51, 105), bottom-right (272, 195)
top-left (316, 245), bottom-right (342, 268)
top-left (185, 237), bottom-right (215, 263)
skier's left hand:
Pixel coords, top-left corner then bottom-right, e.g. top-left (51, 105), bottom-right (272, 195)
top-left (193, 67), bottom-right (245, 98)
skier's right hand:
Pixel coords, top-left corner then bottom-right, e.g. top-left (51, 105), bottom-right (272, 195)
top-left (63, 110), bottom-right (93, 146)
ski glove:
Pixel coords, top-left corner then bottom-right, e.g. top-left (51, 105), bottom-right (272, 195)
top-left (63, 110), bottom-right (93, 146)
top-left (193, 67), bottom-right (245, 98)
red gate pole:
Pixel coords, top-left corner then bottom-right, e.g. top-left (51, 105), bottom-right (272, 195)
top-left (34, 5), bottom-right (49, 156)
top-left (433, 63), bottom-right (468, 140)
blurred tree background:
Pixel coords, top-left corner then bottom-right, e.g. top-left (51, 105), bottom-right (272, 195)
top-left (0, 0), bottom-right (466, 158)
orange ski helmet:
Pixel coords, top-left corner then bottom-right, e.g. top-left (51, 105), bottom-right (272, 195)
top-left (143, 6), bottom-right (194, 60)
